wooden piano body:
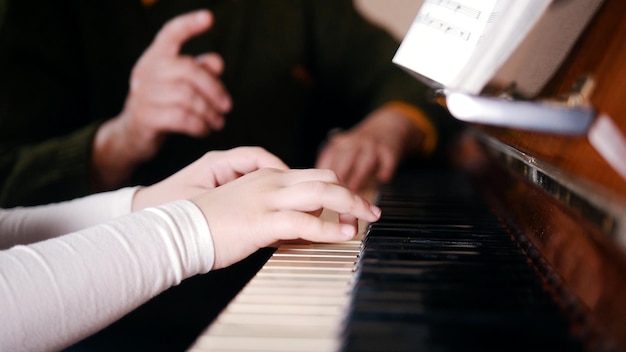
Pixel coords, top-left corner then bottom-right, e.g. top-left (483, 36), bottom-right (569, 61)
top-left (190, 1), bottom-right (626, 351)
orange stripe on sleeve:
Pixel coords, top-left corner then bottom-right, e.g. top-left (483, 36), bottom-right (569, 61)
top-left (141, 0), bottom-right (158, 7)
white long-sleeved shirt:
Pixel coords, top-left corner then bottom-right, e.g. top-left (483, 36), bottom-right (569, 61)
top-left (0, 188), bottom-right (215, 352)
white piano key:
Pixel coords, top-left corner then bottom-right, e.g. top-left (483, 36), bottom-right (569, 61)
top-left (254, 272), bottom-right (354, 281)
top-left (272, 250), bottom-right (359, 258)
top-left (262, 261), bottom-right (355, 269)
top-left (207, 322), bottom-right (339, 337)
top-left (189, 335), bottom-right (339, 352)
top-left (277, 243), bottom-right (362, 251)
top-left (268, 256), bottom-right (357, 263)
top-left (238, 284), bottom-right (349, 296)
top-left (242, 277), bottom-right (350, 288)
top-left (224, 303), bottom-right (345, 315)
top-left (258, 267), bottom-right (355, 275)
top-left (213, 313), bottom-right (340, 326)
top-left (232, 293), bottom-right (348, 305)
top-left (245, 275), bottom-right (351, 285)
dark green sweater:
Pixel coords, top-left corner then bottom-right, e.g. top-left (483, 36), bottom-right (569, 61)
top-left (0, 0), bottom-right (454, 207)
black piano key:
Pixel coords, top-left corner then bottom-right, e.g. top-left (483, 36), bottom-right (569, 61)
top-left (365, 227), bottom-right (515, 242)
top-left (354, 262), bottom-right (540, 284)
top-left (361, 241), bottom-right (522, 255)
top-left (350, 284), bottom-right (559, 312)
top-left (358, 247), bottom-right (529, 264)
top-left (363, 236), bottom-right (516, 250)
top-left (342, 320), bottom-right (585, 352)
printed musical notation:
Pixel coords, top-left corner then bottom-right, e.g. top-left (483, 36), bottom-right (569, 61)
top-left (415, 0), bottom-right (485, 42)
top-left (426, 0), bottom-right (481, 19)
top-left (417, 13), bottom-right (471, 41)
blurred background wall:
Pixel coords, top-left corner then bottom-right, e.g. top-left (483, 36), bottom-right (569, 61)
top-left (0, 0), bottom-right (5, 28)
top-left (0, 1), bottom-right (423, 40)
top-left (354, 0), bottom-right (424, 40)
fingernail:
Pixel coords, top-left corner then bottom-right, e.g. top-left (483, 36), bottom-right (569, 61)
top-left (370, 205), bottom-right (382, 218)
top-left (196, 10), bottom-right (210, 22)
top-left (221, 97), bottom-right (232, 111)
top-left (341, 224), bottom-right (356, 238)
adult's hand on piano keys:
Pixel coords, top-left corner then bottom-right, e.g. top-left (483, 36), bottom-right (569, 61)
top-left (92, 10), bottom-right (232, 190)
top-left (132, 147), bottom-right (288, 211)
top-left (190, 168), bottom-right (381, 269)
top-left (316, 106), bottom-right (424, 191)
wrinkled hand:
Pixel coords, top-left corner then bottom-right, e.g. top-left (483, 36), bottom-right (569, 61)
top-left (191, 167), bottom-right (381, 269)
top-left (132, 147), bottom-right (287, 211)
top-left (125, 10), bottom-right (231, 145)
top-left (92, 10), bottom-right (231, 190)
top-left (316, 107), bottom-right (424, 191)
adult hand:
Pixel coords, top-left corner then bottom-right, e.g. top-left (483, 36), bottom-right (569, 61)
top-left (132, 147), bottom-right (287, 211)
top-left (92, 10), bottom-right (232, 190)
top-left (316, 107), bottom-right (425, 191)
top-left (191, 168), bottom-right (381, 269)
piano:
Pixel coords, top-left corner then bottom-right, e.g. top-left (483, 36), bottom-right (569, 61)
top-left (188, 1), bottom-right (626, 351)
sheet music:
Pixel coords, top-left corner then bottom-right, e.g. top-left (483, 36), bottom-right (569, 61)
top-left (393, 0), bottom-right (499, 90)
top-left (393, 0), bottom-right (551, 94)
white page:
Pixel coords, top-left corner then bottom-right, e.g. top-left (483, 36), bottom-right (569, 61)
top-left (393, 0), bottom-right (499, 90)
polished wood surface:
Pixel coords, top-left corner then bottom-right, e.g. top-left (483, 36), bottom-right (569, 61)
top-left (477, 0), bottom-right (626, 198)
top-left (456, 132), bottom-right (626, 351)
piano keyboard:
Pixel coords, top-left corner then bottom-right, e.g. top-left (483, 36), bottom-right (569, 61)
top-left (189, 169), bottom-right (587, 352)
